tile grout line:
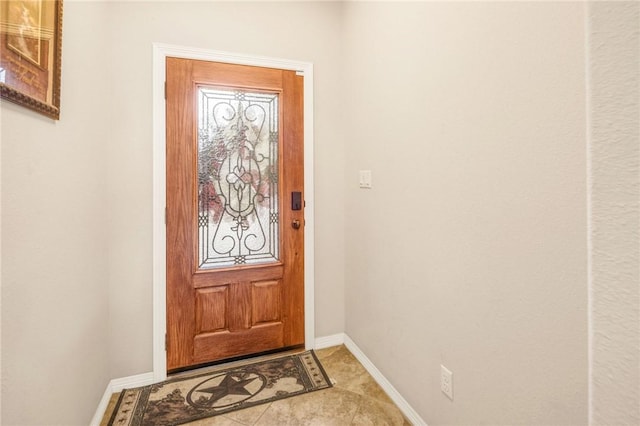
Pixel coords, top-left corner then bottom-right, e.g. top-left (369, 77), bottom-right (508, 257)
top-left (250, 402), bottom-right (272, 426)
top-left (347, 390), bottom-right (365, 426)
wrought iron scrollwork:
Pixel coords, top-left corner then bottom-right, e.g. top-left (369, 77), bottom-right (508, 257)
top-left (197, 88), bottom-right (279, 268)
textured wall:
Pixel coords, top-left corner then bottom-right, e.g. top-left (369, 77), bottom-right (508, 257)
top-left (1, 3), bottom-right (111, 424)
top-left (588, 2), bottom-right (640, 425)
top-left (342, 3), bottom-right (588, 424)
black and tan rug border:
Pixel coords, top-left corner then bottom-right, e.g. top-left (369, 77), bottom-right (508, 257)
top-left (108, 350), bottom-right (332, 426)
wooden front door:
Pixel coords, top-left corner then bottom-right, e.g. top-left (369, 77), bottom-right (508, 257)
top-left (166, 57), bottom-right (304, 372)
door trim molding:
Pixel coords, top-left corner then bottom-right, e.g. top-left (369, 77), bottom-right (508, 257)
top-left (152, 43), bottom-right (315, 382)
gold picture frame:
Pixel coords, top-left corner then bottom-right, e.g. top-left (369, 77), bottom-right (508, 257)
top-left (0, 0), bottom-right (63, 120)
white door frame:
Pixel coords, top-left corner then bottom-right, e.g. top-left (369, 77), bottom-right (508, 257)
top-left (152, 43), bottom-right (315, 382)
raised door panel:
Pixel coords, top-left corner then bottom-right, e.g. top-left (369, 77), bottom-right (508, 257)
top-left (195, 287), bottom-right (228, 334)
top-left (251, 280), bottom-right (282, 325)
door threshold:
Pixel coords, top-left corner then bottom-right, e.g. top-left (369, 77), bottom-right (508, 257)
top-left (168, 344), bottom-right (306, 377)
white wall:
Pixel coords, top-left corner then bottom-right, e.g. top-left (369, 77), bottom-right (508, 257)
top-left (1, 2), bottom-right (346, 423)
top-left (588, 2), bottom-right (640, 425)
top-left (1, 2), bottom-right (111, 424)
top-left (2, 2), bottom-right (639, 425)
top-left (104, 1), bottom-right (346, 378)
top-left (342, 3), bottom-right (588, 424)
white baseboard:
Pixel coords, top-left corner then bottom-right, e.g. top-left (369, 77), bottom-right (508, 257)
top-left (111, 372), bottom-right (155, 392)
top-left (90, 385), bottom-right (114, 426)
top-left (90, 372), bottom-right (155, 426)
top-left (91, 337), bottom-right (426, 426)
top-left (314, 333), bottom-right (346, 349)
top-left (343, 335), bottom-right (427, 426)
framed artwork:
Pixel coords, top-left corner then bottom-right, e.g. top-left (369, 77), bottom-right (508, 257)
top-left (0, 0), bottom-right (63, 119)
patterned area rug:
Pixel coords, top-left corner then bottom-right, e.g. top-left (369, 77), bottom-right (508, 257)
top-left (108, 351), bottom-right (331, 426)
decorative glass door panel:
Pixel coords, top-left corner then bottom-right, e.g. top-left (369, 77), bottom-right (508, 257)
top-left (197, 87), bottom-right (279, 269)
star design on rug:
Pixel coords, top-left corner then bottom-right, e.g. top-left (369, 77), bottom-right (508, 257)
top-left (196, 374), bottom-right (257, 406)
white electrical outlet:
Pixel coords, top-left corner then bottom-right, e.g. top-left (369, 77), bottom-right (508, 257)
top-left (441, 365), bottom-right (453, 400)
top-left (359, 170), bottom-right (372, 189)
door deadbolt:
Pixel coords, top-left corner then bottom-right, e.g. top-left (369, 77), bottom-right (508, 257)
top-left (291, 192), bottom-right (302, 210)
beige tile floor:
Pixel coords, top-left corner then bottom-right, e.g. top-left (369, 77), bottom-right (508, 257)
top-left (101, 345), bottom-right (410, 425)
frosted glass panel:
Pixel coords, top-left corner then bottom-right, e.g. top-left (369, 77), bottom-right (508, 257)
top-left (197, 87), bottom-right (279, 268)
